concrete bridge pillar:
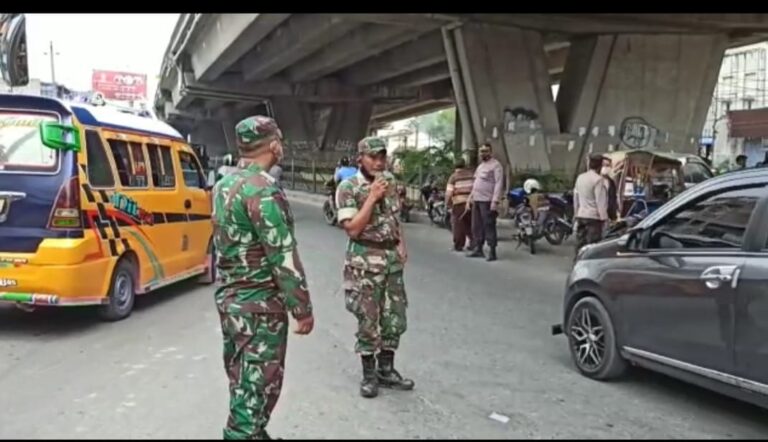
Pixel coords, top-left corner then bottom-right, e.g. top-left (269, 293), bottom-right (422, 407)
top-left (445, 23), bottom-right (727, 179)
top-left (554, 33), bottom-right (727, 175)
top-left (271, 97), bottom-right (319, 146)
top-left (188, 120), bottom-right (233, 157)
top-left (444, 22), bottom-right (560, 173)
top-left (321, 101), bottom-right (373, 152)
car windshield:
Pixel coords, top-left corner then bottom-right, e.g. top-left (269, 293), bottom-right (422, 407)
top-left (0, 112), bottom-right (59, 173)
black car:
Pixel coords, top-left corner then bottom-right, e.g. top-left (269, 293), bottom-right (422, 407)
top-left (553, 168), bottom-right (768, 408)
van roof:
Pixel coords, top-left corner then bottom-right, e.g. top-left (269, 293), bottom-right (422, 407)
top-left (0, 93), bottom-right (184, 141)
top-left (69, 103), bottom-right (183, 141)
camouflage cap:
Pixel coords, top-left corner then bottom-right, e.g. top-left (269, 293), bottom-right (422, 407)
top-left (357, 136), bottom-right (387, 155)
top-left (235, 115), bottom-right (283, 150)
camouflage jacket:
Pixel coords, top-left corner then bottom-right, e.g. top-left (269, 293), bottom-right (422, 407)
top-left (336, 171), bottom-right (403, 274)
top-left (212, 163), bottom-right (312, 319)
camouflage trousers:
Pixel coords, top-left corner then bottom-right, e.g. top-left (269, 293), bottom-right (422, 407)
top-left (218, 310), bottom-right (288, 440)
top-left (343, 266), bottom-right (408, 355)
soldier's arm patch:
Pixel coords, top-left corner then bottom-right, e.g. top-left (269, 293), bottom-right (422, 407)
top-left (336, 180), bottom-right (359, 223)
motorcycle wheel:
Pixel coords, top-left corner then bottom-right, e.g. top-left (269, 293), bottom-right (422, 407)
top-left (323, 200), bottom-right (337, 226)
top-left (529, 235), bottom-right (537, 255)
top-left (544, 217), bottom-right (565, 246)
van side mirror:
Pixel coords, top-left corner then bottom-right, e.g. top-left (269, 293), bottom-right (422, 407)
top-left (39, 121), bottom-right (81, 152)
top-left (0, 14), bottom-right (29, 87)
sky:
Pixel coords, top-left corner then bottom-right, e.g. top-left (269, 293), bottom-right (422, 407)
top-left (25, 14), bottom-right (180, 101)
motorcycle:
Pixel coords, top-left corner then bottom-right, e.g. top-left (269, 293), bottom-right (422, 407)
top-left (322, 180), bottom-right (338, 226)
top-left (428, 188), bottom-right (450, 229)
top-left (507, 188), bottom-right (549, 255)
top-left (543, 190), bottom-right (574, 245)
top-left (397, 185), bottom-right (411, 223)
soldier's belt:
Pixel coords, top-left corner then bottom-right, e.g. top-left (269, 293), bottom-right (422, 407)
top-left (353, 239), bottom-right (400, 250)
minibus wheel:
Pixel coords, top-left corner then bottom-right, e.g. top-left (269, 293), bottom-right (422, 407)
top-left (99, 259), bottom-right (137, 321)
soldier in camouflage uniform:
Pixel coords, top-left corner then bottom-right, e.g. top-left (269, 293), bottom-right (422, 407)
top-left (335, 136), bottom-right (415, 399)
top-left (213, 116), bottom-right (315, 440)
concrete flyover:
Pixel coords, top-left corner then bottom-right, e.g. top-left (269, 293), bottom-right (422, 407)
top-left (153, 13), bottom-right (768, 175)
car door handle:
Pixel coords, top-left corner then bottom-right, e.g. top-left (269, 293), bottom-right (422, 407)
top-left (700, 265), bottom-right (740, 290)
top-left (184, 199), bottom-right (192, 210)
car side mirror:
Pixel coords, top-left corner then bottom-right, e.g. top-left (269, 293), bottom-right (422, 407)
top-left (619, 228), bottom-right (644, 250)
top-left (39, 121), bottom-right (81, 152)
top-left (0, 14), bottom-right (29, 87)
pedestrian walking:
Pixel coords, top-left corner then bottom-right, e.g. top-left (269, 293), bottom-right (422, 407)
top-left (212, 116), bottom-right (314, 440)
top-left (335, 136), bottom-right (414, 399)
top-left (467, 143), bottom-right (504, 262)
top-left (573, 154), bottom-right (610, 253)
top-left (601, 156), bottom-right (618, 222)
top-left (445, 158), bottom-right (474, 251)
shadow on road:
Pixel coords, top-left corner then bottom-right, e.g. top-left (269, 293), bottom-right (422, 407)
top-left (552, 348), bottom-right (768, 432)
top-left (0, 280), bottom-right (208, 338)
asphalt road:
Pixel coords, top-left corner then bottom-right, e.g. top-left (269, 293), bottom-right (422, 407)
top-left (1, 201), bottom-right (767, 439)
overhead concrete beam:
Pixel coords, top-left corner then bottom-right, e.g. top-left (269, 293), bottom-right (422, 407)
top-left (342, 14), bottom-right (459, 27)
top-left (384, 62), bottom-right (450, 88)
top-left (241, 14), bottom-right (360, 82)
top-left (341, 32), bottom-right (446, 86)
top-left (188, 13), bottom-right (290, 83)
top-left (371, 99), bottom-right (455, 124)
top-left (462, 14), bottom-right (701, 34)
top-left (285, 25), bottom-right (429, 82)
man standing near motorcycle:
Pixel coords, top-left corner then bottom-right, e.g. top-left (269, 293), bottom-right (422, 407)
top-left (467, 143), bottom-right (504, 262)
top-left (574, 154), bottom-right (610, 252)
top-left (445, 158), bottom-right (474, 251)
top-left (335, 136), bottom-right (415, 399)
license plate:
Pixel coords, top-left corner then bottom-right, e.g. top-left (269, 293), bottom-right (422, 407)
top-left (525, 226), bottom-right (533, 235)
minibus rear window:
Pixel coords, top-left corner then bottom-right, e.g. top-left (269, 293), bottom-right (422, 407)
top-left (0, 112), bottom-right (59, 173)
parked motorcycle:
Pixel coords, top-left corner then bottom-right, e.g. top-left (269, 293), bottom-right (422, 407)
top-left (428, 188), bottom-right (450, 229)
top-left (507, 180), bottom-right (550, 255)
top-left (397, 185), bottom-right (411, 223)
top-left (543, 190), bottom-right (574, 245)
top-left (322, 180), bottom-right (338, 226)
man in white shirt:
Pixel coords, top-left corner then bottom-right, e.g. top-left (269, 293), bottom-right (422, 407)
top-left (573, 154), bottom-right (609, 253)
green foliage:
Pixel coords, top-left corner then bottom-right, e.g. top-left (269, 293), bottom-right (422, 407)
top-left (391, 109), bottom-right (458, 186)
top-left (393, 144), bottom-right (457, 186)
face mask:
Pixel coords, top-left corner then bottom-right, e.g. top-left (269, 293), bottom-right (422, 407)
top-left (601, 166), bottom-right (610, 176)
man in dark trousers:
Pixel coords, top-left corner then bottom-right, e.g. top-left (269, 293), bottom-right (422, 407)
top-left (467, 143), bottom-right (504, 262)
top-left (573, 154), bottom-right (609, 253)
top-left (445, 158), bottom-right (475, 251)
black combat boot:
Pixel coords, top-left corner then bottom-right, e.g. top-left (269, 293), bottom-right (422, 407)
top-left (376, 350), bottom-right (415, 390)
top-left (360, 354), bottom-right (379, 398)
top-left (467, 246), bottom-right (485, 258)
top-left (486, 247), bottom-right (497, 262)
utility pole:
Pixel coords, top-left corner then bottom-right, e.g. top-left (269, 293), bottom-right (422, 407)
top-left (43, 41), bottom-right (59, 86)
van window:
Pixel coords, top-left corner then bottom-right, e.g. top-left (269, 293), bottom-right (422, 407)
top-left (107, 139), bottom-right (146, 188)
top-left (84, 130), bottom-right (115, 187)
top-left (129, 142), bottom-right (148, 187)
top-left (0, 112), bottom-right (58, 173)
top-left (147, 144), bottom-right (176, 188)
top-left (178, 151), bottom-right (206, 189)
top-left (650, 186), bottom-right (764, 250)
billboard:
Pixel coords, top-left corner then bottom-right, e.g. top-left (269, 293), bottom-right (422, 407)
top-left (91, 70), bottom-right (147, 101)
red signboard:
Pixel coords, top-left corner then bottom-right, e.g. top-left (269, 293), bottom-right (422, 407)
top-left (91, 70), bottom-right (147, 101)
